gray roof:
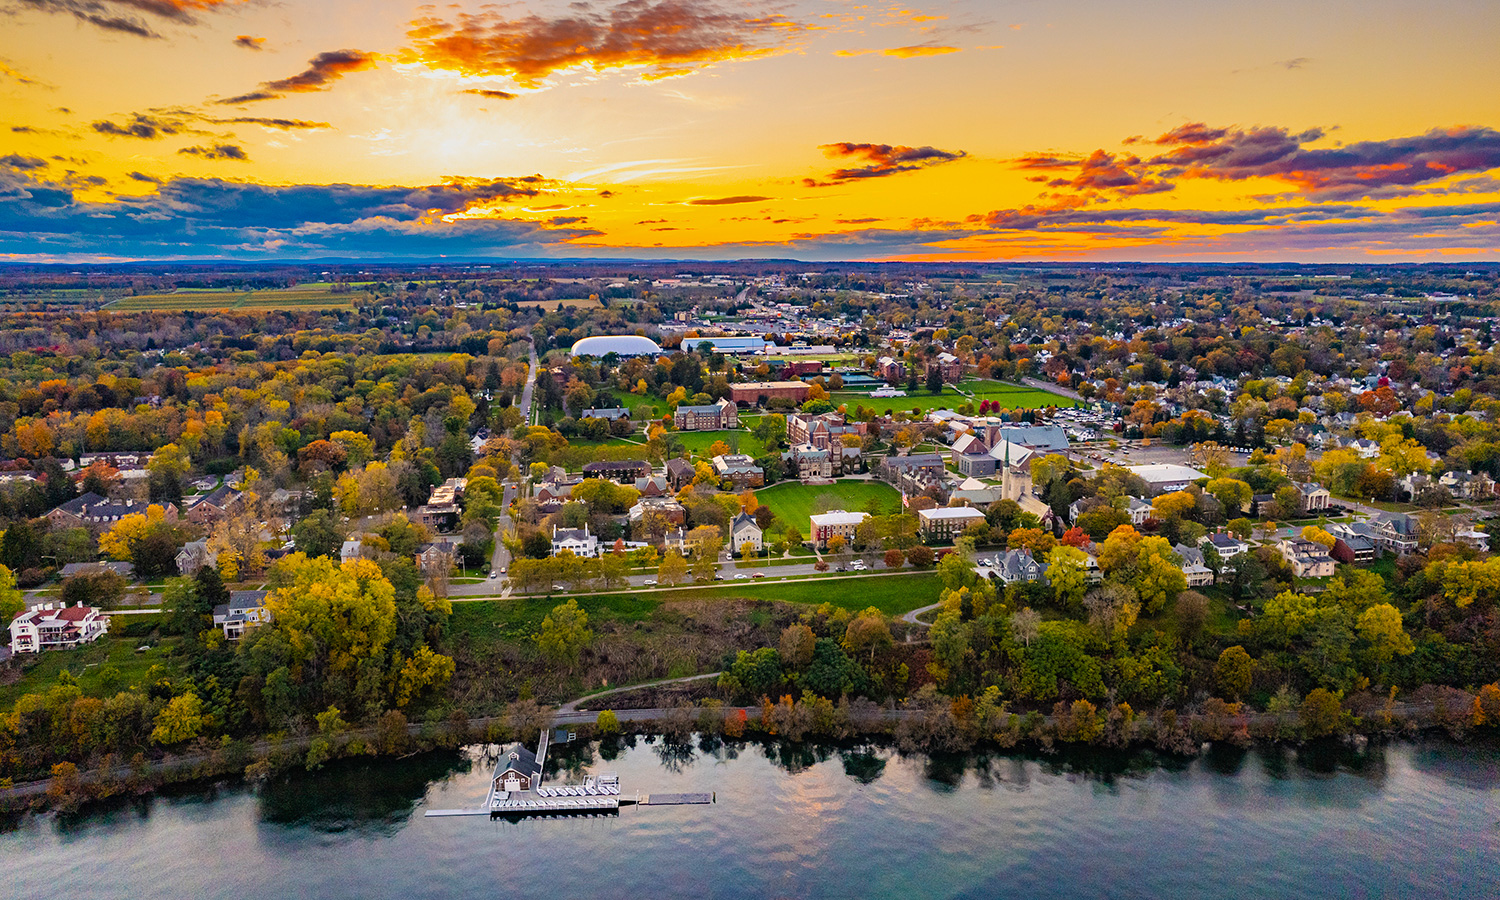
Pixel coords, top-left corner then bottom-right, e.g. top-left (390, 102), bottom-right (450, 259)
top-left (998, 424), bottom-right (1069, 452)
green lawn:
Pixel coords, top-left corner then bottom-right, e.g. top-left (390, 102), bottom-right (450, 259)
top-left (470, 572), bottom-right (941, 626)
top-left (754, 479), bottom-right (902, 529)
top-left (673, 429), bottom-right (768, 459)
top-left (830, 378), bottom-right (1080, 416)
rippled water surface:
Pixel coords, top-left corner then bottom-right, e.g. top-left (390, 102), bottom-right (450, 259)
top-left (4, 738), bottom-right (1499, 899)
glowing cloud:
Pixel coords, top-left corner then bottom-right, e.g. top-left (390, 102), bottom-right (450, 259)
top-left (805, 141), bottom-right (966, 186)
top-left (219, 49), bottom-right (377, 104)
top-left (402, 0), bottom-right (805, 88)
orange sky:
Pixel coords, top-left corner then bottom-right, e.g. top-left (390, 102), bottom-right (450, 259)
top-left (2, 0), bottom-right (1499, 261)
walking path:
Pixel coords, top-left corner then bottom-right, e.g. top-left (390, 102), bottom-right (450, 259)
top-left (558, 671), bottom-right (723, 713)
top-left (900, 602), bottom-right (943, 626)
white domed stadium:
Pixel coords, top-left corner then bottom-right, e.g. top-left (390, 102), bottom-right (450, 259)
top-left (569, 335), bottom-right (662, 358)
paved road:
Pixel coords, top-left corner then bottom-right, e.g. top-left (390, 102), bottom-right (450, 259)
top-left (900, 602), bottom-right (943, 625)
top-left (447, 565), bottom-right (924, 600)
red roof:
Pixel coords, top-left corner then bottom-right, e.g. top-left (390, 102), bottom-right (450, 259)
top-left (56, 606), bottom-right (96, 621)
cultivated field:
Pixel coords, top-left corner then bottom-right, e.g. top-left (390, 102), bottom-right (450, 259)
top-left (107, 285), bottom-right (358, 311)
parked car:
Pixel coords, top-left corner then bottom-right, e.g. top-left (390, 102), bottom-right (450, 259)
top-left (752, 572), bottom-right (765, 579)
top-left (734, 573), bottom-right (748, 579)
top-left (643, 579), bottom-right (657, 586)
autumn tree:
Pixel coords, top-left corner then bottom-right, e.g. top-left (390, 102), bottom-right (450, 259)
top-left (537, 599), bottom-right (593, 668)
top-left (1214, 646), bottom-right (1255, 700)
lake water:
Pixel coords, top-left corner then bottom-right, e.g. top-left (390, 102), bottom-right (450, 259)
top-left (4, 737), bottom-right (1499, 899)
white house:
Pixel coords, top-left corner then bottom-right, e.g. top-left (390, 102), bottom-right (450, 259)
top-left (10, 603), bottom-right (110, 654)
top-left (551, 524), bottom-right (600, 557)
top-left (729, 512), bottom-right (763, 554)
top-left (213, 590), bottom-right (270, 641)
top-left (340, 540), bottom-right (363, 563)
top-left (809, 510), bottom-right (868, 549)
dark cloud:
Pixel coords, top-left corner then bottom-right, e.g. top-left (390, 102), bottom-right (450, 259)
top-left (805, 142), bottom-right (966, 186)
top-left (207, 116), bottom-right (332, 131)
top-left (597, 189), bottom-right (615, 198)
top-left (234, 34), bottom-right (265, 50)
top-left (687, 195), bottom-right (771, 205)
top-left (1148, 124), bottom-right (1500, 197)
top-left (1038, 122), bottom-right (1500, 201)
top-left (178, 143), bottom-right (249, 161)
top-left (91, 112), bottom-right (190, 139)
top-left (0, 154), bottom-right (49, 170)
top-left (16, 0), bottom-right (240, 38)
top-left (403, 1), bottom-right (803, 88)
top-left (461, 88), bottom-right (518, 101)
top-left (127, 171), bottom-right (160, 183)
top-left (0, 165), bottom-right (596, 258)
top-left (219, 50), bottom-right (377, 104)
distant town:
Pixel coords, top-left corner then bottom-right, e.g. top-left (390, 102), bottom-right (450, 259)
top-left (2, 260), bottom-right (1499, 807)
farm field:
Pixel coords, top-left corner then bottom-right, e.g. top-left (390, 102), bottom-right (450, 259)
top-left (107, 285), bottom-right (358, 311)
top-left (753, 479), bottom-right (902, 529)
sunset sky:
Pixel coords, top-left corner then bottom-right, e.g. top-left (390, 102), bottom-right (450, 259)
top-left (2, 0), bottom-right (1499, 262)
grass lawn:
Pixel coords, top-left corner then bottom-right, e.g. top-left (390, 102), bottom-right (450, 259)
top-left (673, 429), bottom-right (768, 459)
top-left (754, 479), bottom-right (902, 527)
top-left (0, 616), bottom-right (180, 709)
top-left (482, 572), bottom-right (942, 624)
top-left (828, 378), bottom-right (1079, 416)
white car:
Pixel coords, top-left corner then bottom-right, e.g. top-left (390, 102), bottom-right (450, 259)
top-left (643, 579), bottom-right (657, 586)
top-left (734, 573), bottom-right (748, 579)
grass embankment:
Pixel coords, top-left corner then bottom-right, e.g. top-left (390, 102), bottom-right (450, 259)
top-left (0, 615), bottom-right (180, 708)
top-left (754, 480), bottom-right (901, 525)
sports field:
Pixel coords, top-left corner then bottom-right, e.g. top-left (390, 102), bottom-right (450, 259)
top-left (753, 479), bottom-right (901, 529)
top-left (831, 378), bottom-right (1079, 415)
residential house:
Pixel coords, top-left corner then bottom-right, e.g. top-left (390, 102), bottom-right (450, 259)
top-left (729, 512), bottom-right (764, 554)
top-left (551, 525), bottom-right (599, 558)
top-left (711, 454), bottom-right (765, 489)
top-left (629, 496), bottom-right (687, 527)
top-left (176, 538), bottom-right (216, 575)
top-left (1370, 512), bottom-right (1419, 554)
top-left (581, 460), bottom-right (652, 483)
top-left (492, 742), bottom-right (542, 794)
top-left (673, 398), bottom-right (739, 431)
top-left (1328, 522), bottom-right (1379, 562)
top-left (1456, 527), bottom-right (1490, 552)
top-left (1204, 532), bottom-right (1250, 559)
top-left (46, 493), bottom-right (179, 533)
top-left (1349, 438), bottom-right (1381, 459)
top-left (213, 590), bottom-right (270, 641)
top-left (581, 407), bottom-right (630, 421)
top-left (665, 458), bottom-right (697, 490)
top-left (417, 540), bottom-right (459, 574)
top-left (809, 510), bottom-right (868, 549)
top-left (1280, 539), bottom-right (1337, 578)
top-left (340, 540), bottom-right (363, 563)
top-left (997, 548), bottom-right (1043, 584)
top-left (1127, 497), bottom-right (1154, 526)
top-left (185, 485), bottom-right (242, 525)
top-left (10, 603), bottom-right (110, 654)
top-left (917, 506), bottom-right (986, 541)
top-left (1174, 543), bottom-right (1215, 587)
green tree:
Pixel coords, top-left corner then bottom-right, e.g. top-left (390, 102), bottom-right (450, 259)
top-left (1045, 545), bottom-right (1090, 609)
top-left (1356, 603), bottom-right (1415, 666)
top-left (1214, 646), bottom-right (1255, 700)
top-left (596, 709), bottom-right (620, 734)
top-left (0, 564), bottom-right (23, 623)
top-left (150, 692), bottom-right (205, 746)
top-left (292, 508), bottom-right (346, 559)
top-left (1300, 688), bottom-right (1344, 738)
top-left (657, 549), bottom-right (688, 586)
top-left (536, 599), bottom-right (593, 667)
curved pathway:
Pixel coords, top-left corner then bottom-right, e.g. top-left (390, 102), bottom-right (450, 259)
top-left (900, 602), bottom-right (943, 626)
top-left (558, 671), bottom-right (723, 713)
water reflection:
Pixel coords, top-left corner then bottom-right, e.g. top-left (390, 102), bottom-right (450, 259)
top-left (257, 751), bottom-right (469, 836)
top-left (839, 749), bottom-right (886, 784)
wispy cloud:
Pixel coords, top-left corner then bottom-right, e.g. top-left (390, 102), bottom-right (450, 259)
top-left (805, 141), bottom-right (966, 186)
top-left (15, 0), bottom-right (243, 39)
top-left (234, 35), bottom-right (265, 50)
top-left (177, 143), bottom-right (249, 161)
top-left (218, 49), bottom-right (377, 105)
